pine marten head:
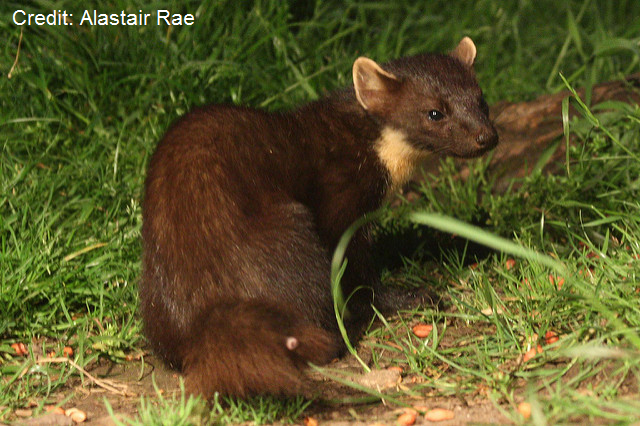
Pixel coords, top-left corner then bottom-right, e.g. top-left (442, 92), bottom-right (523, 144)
top-left (352, 37), bottom-right (498, 188)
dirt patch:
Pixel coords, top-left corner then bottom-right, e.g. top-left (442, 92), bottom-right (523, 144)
top-left (18, 356), bottom-right (182, 425)
top-left (306, 396), bottom-right (509, 425)
top-left (32, 350), bottom-right (511, 425)
top-left (13, 319), bottom-right (639, 425)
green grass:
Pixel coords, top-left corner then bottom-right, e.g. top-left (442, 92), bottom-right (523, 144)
top-left (372, 93), bottom-right (640, 422)
top-left (105, 379), bottom-right (313, 425)
top-left (1, 0), bottom-right (640, 423)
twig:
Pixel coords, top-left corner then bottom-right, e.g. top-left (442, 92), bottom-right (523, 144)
top-left (8, 27), bottom-right (23, 79)
top-left (23, 357), bottom-right (134, 397)
top-left (63, 242), bottom-right (107, 262)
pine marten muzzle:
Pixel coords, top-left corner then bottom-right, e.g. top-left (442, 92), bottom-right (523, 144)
top-left (140, 37), bottom-right (498, 398)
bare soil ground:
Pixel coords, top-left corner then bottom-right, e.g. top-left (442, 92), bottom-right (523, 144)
top-left (16, 317), bottom-right (639, 425)
top-left (23, 323), bottom-right (512, 425)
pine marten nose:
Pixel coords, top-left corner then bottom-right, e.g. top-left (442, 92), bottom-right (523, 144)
top-left (476, 128), bottom-right (498, 149)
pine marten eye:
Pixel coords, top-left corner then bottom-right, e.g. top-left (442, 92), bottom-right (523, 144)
top-left (428, 110), bottom-right (445, 121)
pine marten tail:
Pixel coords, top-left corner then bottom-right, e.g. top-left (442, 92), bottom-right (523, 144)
top-left (179, 300), bottom-right (339, 398)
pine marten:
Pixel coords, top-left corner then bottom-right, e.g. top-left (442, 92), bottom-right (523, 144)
top-left (140, 37), bottom-right (498, 398)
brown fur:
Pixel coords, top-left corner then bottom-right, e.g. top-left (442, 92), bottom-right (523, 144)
top-left (140, 38), bottom-right (498, 398)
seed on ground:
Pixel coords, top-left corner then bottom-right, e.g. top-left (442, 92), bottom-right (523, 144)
top-left (412, 323), bottom-right (433, 338)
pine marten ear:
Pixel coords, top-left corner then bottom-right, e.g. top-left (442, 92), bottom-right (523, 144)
top-left (353, 57), bottom-right (400, 112)
top-left (451, 37), bottom-right (477, 67)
